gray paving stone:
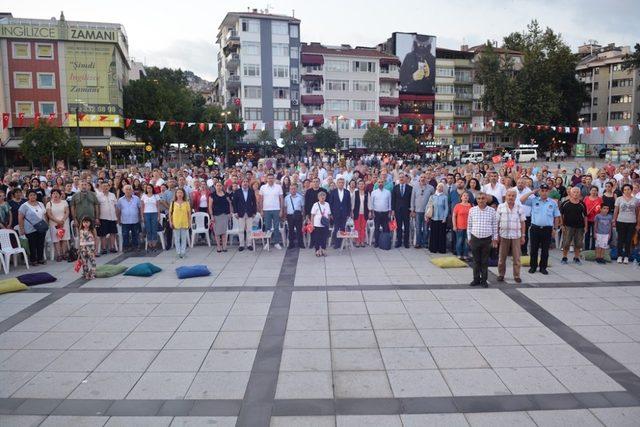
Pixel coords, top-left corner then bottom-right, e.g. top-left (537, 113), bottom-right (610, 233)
top-left (68, 372), bottom-right (142, 399)
top-left (336, 415), bottom-right (401, 427)
top-left (333, 370), bottom-right (393, 398)
top-left (490, 312), bottom-right (543, 328)
top-left (507, 327), bottom-right (565, 345)
top-left (270, 416), bottom-right (336, 427)
top-left (547, 366), bottom-right (625, 393)
top-left (95, 350), bottom-right (157, 372)
top-left (185, 371), bottom-right (250, 399)
top-left (494, 367), bottom-right (568, 394)
top-left (200, 349), bottom-right (257, 372)
top-left (212, 331), bottom-right (261, 349)
top-left (332, 349), bottom-right (384, 371)
top-left (410, 313), bottom-right (458, 329)
top-left (451, 312), bottom-right (501, 328)
top-left (369, 314), bottom-right (415, 330)
top-left (527, 409), bottom-right (604, 427)
top-left (589, 407), bottom-right (640, 427)
top-left (220, 315), bottom-right (267, 331)
top-left (280, 348), bottom-right (332, 371)
top-left (50, 317), bottom-right (104, 332)
top-left (127, 372), bottom-right (196, 399)
top-left (148, 349), bottom-right (208, 372)
top-left (525, 344), bottom-right (593, 367)
top-left (0, 349), bottom-right (64, 371)
top-left (104, 416), bottom-right (173, 427)
top-left (40, 416), bottom-right (108, 427)
top-left (275, 371), bottom-right (334, 399)
top-left (374, 329), bottom-right (425, 348)
top-left (419, 329), bottom-right (473, 347)
top-left (177, 316), bottom-right (226, 332)
top-left (117, 332), bottom-right (173, 350)
top-left (379, 347), bottom-right (436, 370)
top-left (92, 317), bottom-right (145, 332)
top-left (134, 316), bottom-right (185, 332)
top-left (0, 332), bottom-right (42, 349)
top-left (597, 342), bottom-right (640, 364)
top-left (8, 316), bottom-right (64, 333)
top-left (0, 371), bottom-right (37, 397)
top-left (150, 303), bottom-right (195, 316)
top-left (70, 332), bottom-right (128, 350)
top-left (329, 315), bottom-right (372, 331)
top-left (0, 415), bottom-right (46, 427)
top-left (164, 332), bottom-right (218, 350)
top-left (283, 330), bottom-right (331, 348)
top-left (330, 330), bottom-right (378, 348)
top-left (170, 416), bottom-right (237, 426)
top-left (462, 328), bottom-right (520, 346)
top-left (387, 369), bottom-right (451, 397)
top-left (401, 413), bottom-right (469, 427)
top-left (476, 346), bottom-right (541, 368)
top-left (464, 411), bottom-right (535, 426)
top-left (286, 315), bottom-right (329, 331)
top-left (441, 368), bottom-right (510, 396)
top-left (13, 371), bottom-right (88, 398)
top-left (431, 347), bottom-right (489, 369)
top-left (45, 350), bottom-right (110, 372)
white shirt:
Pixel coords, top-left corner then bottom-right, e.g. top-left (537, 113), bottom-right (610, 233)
top-left (515, 187), bottom-right (532, 217)
top-left (311, 201), bottom-right (331, 227)
top-left (259, 183), bottom-right (283, 211)
top-left (141, 194), bottom-right (159, 213)
top-left (96, 191), bottom-right (117, 221)
top-left (338, 188), bottom-right (344, 202)
top-left (482, 182), bottom-right (507, 204)
top-left (318, 168), bottom-right (328, 181)
top-left (370, 187), bottom-right (391, 212)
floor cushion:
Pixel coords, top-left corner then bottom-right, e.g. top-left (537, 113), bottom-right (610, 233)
top-left (17, 272), bottom-right (57, 286)
top-left (124, 262), bottom-right (163, 277)
top-left (582, 250), bottom-right (611, 262)
top-left (520, 256), bottom-right (551, 267)
top-left (176, 265), bottom-right (211, 279)
top-left (0, 278), bottom-right (28, 294)
top-left (96, 265), bottom-right (128, 278)
top-left (431, 256), bottom-right (468, 268)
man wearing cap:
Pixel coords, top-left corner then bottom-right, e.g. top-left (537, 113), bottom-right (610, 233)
top-left (520, 184), bottom-right (561, 275)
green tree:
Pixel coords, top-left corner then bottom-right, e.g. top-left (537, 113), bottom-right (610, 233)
top-left (622, 43), bottom-right (640, 70)
top-left (20, 121), bottom-right (79, 168)
top-left (313, 127), bottom-right (341, 150)
top-left (393, 134), bottom-right (417, 153)
top-left (363, 125), bottom-right (392, 152)
top-left (279, 123), bottom-right (305, 154)
top-left (256, 129), bottom-right (276, 156)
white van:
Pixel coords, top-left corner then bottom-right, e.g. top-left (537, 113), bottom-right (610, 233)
top-left (511, 149), bottom-right (538, 162)
top-left (460, 152), bottom-right (484, 164)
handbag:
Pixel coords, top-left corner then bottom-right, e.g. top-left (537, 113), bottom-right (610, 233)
top-left (388, 219), bottom-right (397, 231)
top-left (318, 203), bottom-right (330, 227)
top-left (425, 197), bottom-right (434, 219)
top-left (25, 215), bottom-right (49, 233)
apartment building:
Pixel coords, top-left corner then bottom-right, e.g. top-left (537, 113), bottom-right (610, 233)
top-left (576, 43), bottom-right (640, 148)
top-left (216, 9), bottom-right (300, 139)
top-left (300, 42), bottom-right (400, 150)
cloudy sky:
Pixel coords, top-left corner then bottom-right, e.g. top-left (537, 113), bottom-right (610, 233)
top-left (7, 0), bottom-right (639, 81)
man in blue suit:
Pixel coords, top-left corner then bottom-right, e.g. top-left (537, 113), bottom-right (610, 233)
top-left (232, 179), bottom-right (258, 251)
top-left (391, 174), bottom-right (413, 248)
top-left (328, 177), bottom-right (352, 249)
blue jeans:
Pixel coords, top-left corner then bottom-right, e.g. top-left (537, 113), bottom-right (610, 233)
top-left (144, 212), bottom-right (158, 242)
top-left (416, 214), bottom-right (428, 246)
top-left (121, 222), bottom-right (140, 249)
top-left (455, 230), bottom-right (469, 257)
top-left (263, 210), bottom-right (281, 245)
top-left (173, 228), bottom-right (189, 255)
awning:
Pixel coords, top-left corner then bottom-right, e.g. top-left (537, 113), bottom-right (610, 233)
top-left (379, 76), bottom-right (399, 83)
top-left (379, 115), bottom-right (400, 124)
top-left (301, 114), bottom-right (324, 125)
top-left (302, 74), bottom-right (323, 82)
top-left (399, 94), bottom-right (435, 102)
top-left (301, 95), bottom-right (324, 105)
top-left (301, 53), bottom-right (324, 65)
top-left (379, 97), bottom-right (400, 106)
top-left (380, 57), bottom-right (401, 66)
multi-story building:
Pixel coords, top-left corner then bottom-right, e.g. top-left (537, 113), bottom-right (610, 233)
top-left (0, 12), bottom-right (130, 163)
top-left (300, 42), bottom-right (400, 150)
top-left (576, 43), bottom-right (640, 150)
top-left (216, 9), bottom-right (300, 140)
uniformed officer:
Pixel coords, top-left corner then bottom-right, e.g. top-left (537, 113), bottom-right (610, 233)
top-left (519, 183), bottom-right (561, 274)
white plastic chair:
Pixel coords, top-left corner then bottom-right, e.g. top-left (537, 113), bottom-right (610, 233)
top-left (190, 212), bottom-right (211, 248)
top-left (366, 219), bottom-right (375, 246)
top-left (69, 220), bottom-right (79, 249)
top-left (280, 223), bottom-right (288, 248)
top-left (226, 215), bottom-right (241, 245)
top-left (0, 229), bottom-right (29, 274)
top-left (44, 229), bottom-right (55, 261)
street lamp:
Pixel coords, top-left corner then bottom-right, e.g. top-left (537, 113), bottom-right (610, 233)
top-left (221, 111), bottom-right (230, 167)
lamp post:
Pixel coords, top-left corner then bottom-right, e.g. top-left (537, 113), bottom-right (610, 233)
top-left (221, 111), bottom-right (229, 167)
top-left (75, 106), bottom-right (82, 168)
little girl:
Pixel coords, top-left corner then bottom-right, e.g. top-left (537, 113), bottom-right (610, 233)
top-left (78, 216), bottom-right (97, 279)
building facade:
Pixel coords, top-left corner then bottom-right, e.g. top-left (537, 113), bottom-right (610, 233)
top-left (300, 42), bottom-right (400, 150)
top-left (576, 43), bottom-right (640, 150)
top-left (0, 12), bottom-right (130, 160)
top-left (216, 10), bottom-right (300, 140)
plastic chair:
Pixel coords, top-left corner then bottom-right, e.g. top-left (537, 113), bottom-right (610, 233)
top-left (0, 229), bottom-right (29, 274)
top-left (366, 219), bottom-right (375, 246)
top-left (190, 212), bottom-right (211, 248)
top-left (226, 215), bottom-right (241, 245)
top-left (69, 220), bottom-right (79, 249)
top-left (44, 229), bottom-right (55, 261)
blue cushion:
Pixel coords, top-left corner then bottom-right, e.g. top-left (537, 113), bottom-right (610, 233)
top-left (17, 272), bottom-right (57, 286)
top-left (176, 265), bottom-right (211, 279)
top-left (124, 263), bottom-right (162, 277)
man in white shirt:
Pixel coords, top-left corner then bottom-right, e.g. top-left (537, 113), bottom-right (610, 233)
top-left (514, 177), bottom-right (532, 255)
top-left (259, 173), bottom-right (284, 249)
top-left (482, 171), bottom-right (507, 204)
top-left (369, 178), bottom-right (392, 247)
top-left (496, 189), bottom-right (526, 283)
top-left (96, 182), bottom-right (118, 254)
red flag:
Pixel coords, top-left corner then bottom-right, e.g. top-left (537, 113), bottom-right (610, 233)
top-left (77, 112), bottom-right (86, 121)
top-left (251, 123), bottom-right (257, 130)
top-left (147, 120), bottom-right (155, 128)
top-left (17, 113), bottom-right (24, 126)
top-left (2, 113), bottom-right (9, 129)
top-left (402, 124), bottom-right (408, 132)
top-left (168, 120), bottom-right (176, 126)
top-left (286, 121), bottom-right (292, 131)
top-left (234, 123), bottom-right (241, 132)
top-left (599, 127), bottom-right (605, 134)
top-left (614, 125), bottom-right (620, 132)
top-left (179, 122), bottom-right (185, 129)
top-left (125, 118), bottom-right (132, 128)
top-left (356, 119), bottom-right (362, 128)
top-left (217, 123), bottom-right (223, 129)
top-left (99, 115), bottom-right (108, 121)
top-left (34, 113), bottom-right (41, 127)
top-left (492, 155), bottom-right (502, 164)
top-left (199, 123), bottom-right (205, 132)
top-left (505, 159), bottom-right (515, 168)
top-left (48, 113), bottom-right (55, 122)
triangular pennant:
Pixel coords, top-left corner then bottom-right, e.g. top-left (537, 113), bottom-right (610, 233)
top-left (179, 122), bottom-right (185, 129)
top-left (99, 115), bottom-right (108, 121)
top-left (147, 120), bottom-right (155, 128)
top-left (159, 121), bottom-right (166, 132)
top-left (135, 119), bottom-right (144, 124)
top-left (48, 113), bottom-right (56, 122)
top-left (234, 123), bottom-right (241, 132)
top-left (578, 127), bottom-right (584, 135)
top-left (78, 113), bottom-right (87, 121)
top-left (34, 113), bottom-right (41, 127)
top-left (2, 113), bottom-right (9, 129)
top-left (187, 122), bottom-right (195, 127)
top-left (113, 116), bottom-right (120, 125)
top-left (209, 123), bottom-right (214, 131)
top-left (227, 123), bottom-right (232, 130)
top-left (17, 112), bottom-right (24, 126)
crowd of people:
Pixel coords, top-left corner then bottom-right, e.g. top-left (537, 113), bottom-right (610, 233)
top-left (1, 154), bottom-right (639, 285)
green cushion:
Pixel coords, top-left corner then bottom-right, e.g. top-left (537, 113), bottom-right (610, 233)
top-left (0, 278), bottom-right (28, 294)
top-left (96, 265), bottom-right (128, 278)
top-left (124, 262), bottom-right (162, 277)
top-left (520, 256), bottom-right (552, 267)
top-left (582, 250), bottom-right (611, 262)
top-left (431, 256), bottom-right (468, 268)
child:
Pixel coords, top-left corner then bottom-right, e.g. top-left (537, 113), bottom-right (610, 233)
top-left (170, 188), bottom-right (191, 258)
top-left (78, 216), bottom-right (97, 279)
top-left (594, 205), bottom-right (613, 264)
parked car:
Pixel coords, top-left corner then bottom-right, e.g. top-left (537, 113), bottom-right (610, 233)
top-left (510, 149), bottom-right (538, 162)
top-left (460, 152), bottom-right (484, 164)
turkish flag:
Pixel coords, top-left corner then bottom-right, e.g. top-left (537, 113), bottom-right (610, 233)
top-left (125, 118), bottom-right (132, 128)
top-left (34, 113), bottom-right (41, 127)
top-left (234, 123), bottom-right (242, 132)
top-left (17, 113), bottom-right (24, 126)
top-left (199, 123), bottom-right (205, 132)
top-left (492, 155), bottom-right (502, 164)
top-left (99, 115), bottom-right (108, 121)
top-left (251, 123), bottom-right (257, 130)
top-left (179, 122), bottom-right (185, 129)
top-left (48, 113), bottom-right (56, 122)
top-left (77, 113), bottom-right (86, 121)
top-left (506, 159), bottom-right (515, 168)
top-left (147, 120), bottom-right (155, 128)
top-left (2, 113), bottom-right (9, 129)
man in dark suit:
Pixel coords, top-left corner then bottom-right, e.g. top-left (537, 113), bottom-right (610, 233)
top-left (232, 179), bottom-right (257, 251)
top-left (328, 177), bottom-right (352, 249)
top-left (304, 177), bottom-right (321, 220)
top-left (391, 174), bottom-right (413, 248)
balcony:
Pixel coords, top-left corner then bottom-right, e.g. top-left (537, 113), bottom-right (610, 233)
top-left (301, 95), bottom-right (324, 106)
top-left (379, 115), bottom-right (399, 124)
top-left (225, 53), bottom-right (240, 70)
top-left (380, 76), bottom-right (400, 83)
top-left (226, 75), bottom-right (241, 88)
top-left (379, 97), bottom-right (400, 107)
top-left (454, 74), bottom-right (473, 84)
top-left (301, 54), bottom-right (324, 66)
top-left (226, 30), bottom-right (239, 42)
top-left (454, 92), bottom-right (473, 100)
top-left (454, 109), bottom-right (471, 117)
top-left (302, 114), bottom-right (324, 125)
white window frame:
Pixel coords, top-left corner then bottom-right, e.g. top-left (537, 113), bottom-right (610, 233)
top-left (12, 42), bottom-right (31, 59)
top-left (15, 101), bottom-right (35, 117)
top-left (352, 100), bottom-right (376, 112)
top-left (353, 80), bottom-right (375, 92)
top-left (37, 72), bottom-right (56, 89)
top-left (326, 99), bottom-right (349, 111)
top-left (325, 60), bottom-right (349, 73)
top-left (271, 21), bottom-right (288, 35)
top-left (35, 43), bottom-right (54, 60)
top-left (243, 86), bottom-right (262, 99)
top-left (243, 64), bottom-right (261, 77)
top-left (244, 107), bottom-right (262, 120)
top-left (273, 65), bottom-right (289, 79)
top-left (290, 46), bottom-right (299, 59)
top-left (289, 25), bottom-right (299, 38)
top-left (273, 108), bottom-right (290, 120)
top-left (241, 19), bottom-right (259, 33)
top-left (38, 101), bottom-right (57, 116)
top-left (242, 42), bottom-right (260, 56)
top-left (326, 80), bottom-right (349, 91)
top-left (352, 60), bottom-right (376, 73)
top-left (273, 87), bottom-right (290, 99)
top-left (13, 71), bottom-right (32, 89)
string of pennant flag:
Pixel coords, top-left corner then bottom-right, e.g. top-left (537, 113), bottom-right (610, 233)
top-left (2, 111), bottom-right (639, 135)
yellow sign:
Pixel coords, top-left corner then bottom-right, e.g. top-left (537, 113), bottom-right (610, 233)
top-left (67, 114), bottom-right (123, 128)
top-left (0, 24), bottom-right (117, 43)
top-left (145, 145), bottom-right (152, 152)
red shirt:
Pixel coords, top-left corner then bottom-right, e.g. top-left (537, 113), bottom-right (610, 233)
top-left (453, 203), bottom-right (472, 230)
top-left (584, 196), bottom-right (602, 222)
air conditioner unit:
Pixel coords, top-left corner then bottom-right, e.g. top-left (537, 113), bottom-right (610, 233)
top-left (291, 99), bottom-right (299, 106)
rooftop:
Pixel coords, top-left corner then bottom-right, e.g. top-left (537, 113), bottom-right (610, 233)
top-left (301, 42), bottom-right (398, 59)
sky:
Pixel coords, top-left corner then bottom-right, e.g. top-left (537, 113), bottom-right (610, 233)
top-left (5, 0), bottom-right (639, 81)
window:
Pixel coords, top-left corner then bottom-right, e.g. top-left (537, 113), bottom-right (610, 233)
top-left (13, 72), bottom-right (32, 89)
top-left (38, 102), bottom-right (56, 116)
top-left (435, 102), bottom-right (453, 111)
top-left (274, 108), bottom-right (290, 120)
top-left (243, 64), bottom-right (260, 77)
top-left (611, 95), bottom-right (632, 104)
top-left (289, 25), bottom-right (299, 38)
top-left (612, 64), bottom-right (622, 72)
top-left (244, 86), bottom-right (262, 99)
top-left (593, 82), bottom-right (599, 90)
top-left (612, 78), bottom-right (633, 87)
top-left (380, 106), bottom-right (396, 114)
top-left (273, 65), bottom-right (289, 78)
top-left (291, 89), bottom-right (299, 101)
top-left (291, 109), bottom-right (299, 121)
top-left (436, 84), bottom-right (454, 94)
top-left (305, 65), bottom-right (323, 72)
top-left (304, 81), bottom-right (322, 93)
top-left (325, 60), bottom-right (349, 72)
top-left (272, 21), bottom-right (288, 35)
top-left (436, 67), bottom-right (454, 77)
top-left (326, 80), bottom-right (348, 91)
top-left (290, 67), bottom-right (299, 82)
top-left (472, 100), bottom-right (483, 110)
top-left (273, 87), bottom-right (290, 99)
top-left (592, 113), bottom-right (597, 121)
top-left (352, 100), bottom-right (376, 111)
top-left (12, 42), bottom-right (30, 59)
top-left (37, 73), bottom-right (55, 89)
top-left (351, 138), bottom-right (364, 148)
top-left (242, 42), bottom-right (260, 56)
top-left (241, 19), bottom-right (259, 33)
top-left (353, 80), bottom-right (375, 92)
top-left (352, 60), bottom-right (375, 73)
top-left (15, 101), bottom-right (34, 117)
top-left (594, 67), bottom-right (599, 74)
top-left (455, 69), bottom-right (472, 82)
top-left (290, 46), bottom-right (299, 59)
top-left (326, 99), bottom-right (349, 111)
top-left (593, 97), bottom-right (598, 106)
top-left (272, 43), bottom-right (289, 57)
top-left (244, 108), bottom-right (262, 120)
top-left (610, 111), bottom-right (631, 120)
top-left (35, 43), bottom-right (53, 59)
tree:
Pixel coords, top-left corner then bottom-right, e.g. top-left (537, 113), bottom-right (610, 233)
top-left (393, 134), bottom-right (417, 153)
top-left (279, 123), bottom-right (305, 154)
top-left (622, 43), bottom-right (640, 70)
top-left (313, 127), bottom-right (341, 150)
top-left (20, 121), bottom-right (79, 168)
top-left (256, 129), bottom-right (276, 156)
top-left (363, 125), bottom-right (392, 152)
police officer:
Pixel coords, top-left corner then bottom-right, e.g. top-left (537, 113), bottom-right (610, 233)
top-left (519, 183), bottom-right (561, 275)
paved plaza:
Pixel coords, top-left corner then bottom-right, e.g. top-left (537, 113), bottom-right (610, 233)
top-left (0, 244), bottom-right (639, 426)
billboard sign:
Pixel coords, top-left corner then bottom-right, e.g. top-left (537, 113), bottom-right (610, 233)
top-left (395, 33), bottom-right (436, 95)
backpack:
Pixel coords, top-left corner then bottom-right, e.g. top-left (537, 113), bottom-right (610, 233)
top-left (378, 232), bottom-right (392, 250)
